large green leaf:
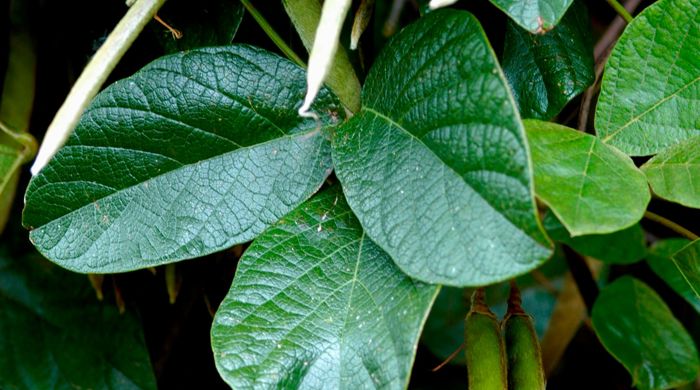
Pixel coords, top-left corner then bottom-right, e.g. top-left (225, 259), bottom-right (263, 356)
top-left (211, 188), bottom-right (439, 389)
top-left (641, 136), bottom-right (700, 208)
top-left (154, 0), bottom-right (244, 53)
top-left (592, 276), bottom-right (700, 390)
top-left (489, 0), bottom-right (574, 33)
top-left (595, 0), bottom-right (700, 156)
top-left (647, 239), bottom-right (700, 312)
top-left (502, 0), bottom-right (594, 120)
top-left (23, 45), bottom-right (342, 273)
top-left (543, 212), bottom-right (646, 264)
top-left (525, 119), bottom-right (650, 236)
top-left (0, 248), bottom-right (156, 389)
top-left (332, 10), bottom-right (552, 287)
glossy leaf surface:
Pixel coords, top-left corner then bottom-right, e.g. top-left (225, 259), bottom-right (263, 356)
top-left (647, 238), bottom-right (700, 312)
top-left (0, 248), bottom-right (156, 389)
top-left (23, 45), bottom-right (342, 273)
top-left (526, 120), bottom-right (650, 236)
top-left (333, 10), bottom-right (552, 286)
top-left (502, 0), bottom-right (594, 120)
top-left (489, 0), bottom-right (574, 33)
top-left (642, 136), bottom-right (700, 208)
top-left (211, 188), bottom-right (439, 389)
top-left (596, 0), bottom-right (700, 156)
top-left (592, 276), bottom-right (699, 390)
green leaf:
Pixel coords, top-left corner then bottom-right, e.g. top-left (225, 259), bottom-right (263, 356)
top-left (647, 238), bottom-right (700, 312)
top-left (671, 239), bottom-right (700, 300)
top-left (211, 188), bottom-right (439, 388)
top-left (0, 248), bottom-right (156, 389)
top-left (595, 0), bottom-right (700, 156)
top-left (332, 9), bottom-right (552, 287)
top-left (543, 212), bottom-right (646, 264)
top-left (23, 45), bottom-right (343, 273)
top-left (154, 0), bottom-right (244, 53)
top-left (592, 276), bottom-right (700, 390)
top-left (525, 119), bottom-right (650, 236)
top-left (489, 0), bottom-right (574, 33)
top-left (641, 136), bottom-right (700, 208)
top-left (502, 0), bottom-right (594, 120)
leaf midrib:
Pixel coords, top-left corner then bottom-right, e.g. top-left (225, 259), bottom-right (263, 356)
top-left (30, 129), bottom-right (323, 231)
top-left (602, 74), bottom-right (700, 144)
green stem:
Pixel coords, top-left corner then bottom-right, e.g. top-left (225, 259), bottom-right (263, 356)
top-left (605, 0), bottom-right (634, 24)
top-left (31, 0), bottom-right (168, 176)
top-left (644, 211), bottom-right (699, 241)
top-left (0, 121), bottom-right (37, 161)
top-left (283, 0), bottom-right (362, 113)
top-left (239, 0), bottom-right (305, 68)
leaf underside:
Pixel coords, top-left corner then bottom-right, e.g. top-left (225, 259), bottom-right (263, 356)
top-left (489, 0), bottom-right (575, 33)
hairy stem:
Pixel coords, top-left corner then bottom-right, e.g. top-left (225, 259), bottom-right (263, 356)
top-left (605, 0), bottom-right (634, 24)
top-left (644, 211), bottom-right (699, 241)
top-left (283, 0), bottom-right (362, 113)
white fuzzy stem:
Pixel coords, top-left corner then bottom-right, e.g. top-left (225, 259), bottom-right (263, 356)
top-left (298, 0), bottom-right (352, 119)
top-left (30, 0), bottom-right (167, 176)
top-left (428, 0), bottom-right (458, 10)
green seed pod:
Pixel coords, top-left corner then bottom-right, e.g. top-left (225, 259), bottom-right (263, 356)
top-left (503, 282), bottom-right (545, 390)
top-left (464, 288), bottom-right (508, 390)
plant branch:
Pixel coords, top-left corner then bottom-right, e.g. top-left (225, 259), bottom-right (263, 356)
top-left (31, 0), bottom-right (168, 176)
top-left (605, 0), bottom-right (634, 24)
top-left (644, 211), bottom-right (699, 241)
top-left (239, 0), bottom-right (305, 68)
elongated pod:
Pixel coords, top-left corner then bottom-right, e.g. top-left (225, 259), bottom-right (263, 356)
top-left (503, 282), bottom-right (546, 390)
top-left (464, 288), bottom-right (508, 390)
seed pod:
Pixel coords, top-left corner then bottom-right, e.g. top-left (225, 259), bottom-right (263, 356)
top-left (503, 282), bottom-right (545, 390)
top-left (464, 288), bottom-right (508, 390)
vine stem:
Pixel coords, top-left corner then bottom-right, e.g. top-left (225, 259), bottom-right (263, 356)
top-left (239, 0), bottom-right (305, 68)
top-left (31, 0), bottom-right (168, 176)
top-left (0, 121), bottom-right (37, 160)
top-left (644, 211), bottom-right (699, 241)
top-left (605, 0), bottom-right (634, 24)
